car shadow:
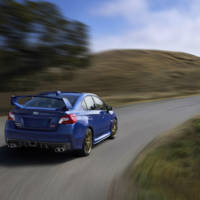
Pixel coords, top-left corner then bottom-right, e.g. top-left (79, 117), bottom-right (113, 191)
top-left (0, 145), bottom-right (77, 167)
top-left (0, 138), bottom-right (114, 167)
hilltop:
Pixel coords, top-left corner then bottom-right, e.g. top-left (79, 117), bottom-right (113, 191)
top-left (1, 49), bottom-right (200, 113)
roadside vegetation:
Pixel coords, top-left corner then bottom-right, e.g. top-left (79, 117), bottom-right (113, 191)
top-left (0, 0), bottom-right (89, 92)
top-left (119, 116), bottom-right (200, 200)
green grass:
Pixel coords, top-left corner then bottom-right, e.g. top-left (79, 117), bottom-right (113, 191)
top-left (129, 117), bottom-right (200, 200)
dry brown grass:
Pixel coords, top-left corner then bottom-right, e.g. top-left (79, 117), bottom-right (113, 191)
top-left (43, 50), bottom-right (200, 95)
top-left (1, 49), bottom-right (200, 114)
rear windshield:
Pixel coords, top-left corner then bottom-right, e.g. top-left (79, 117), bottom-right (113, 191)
top-left (62, 95), bottom-right (79, 106)
top-left (45, 94), bottom-right (79, 106)
top-left (24, 97), bottom-right (66, 109)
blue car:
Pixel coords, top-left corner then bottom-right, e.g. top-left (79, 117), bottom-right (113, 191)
top-left (4, 91), bottom-right (118, 156)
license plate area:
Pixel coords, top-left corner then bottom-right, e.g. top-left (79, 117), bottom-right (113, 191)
top-left (23, 117), bottom-right (51, 129)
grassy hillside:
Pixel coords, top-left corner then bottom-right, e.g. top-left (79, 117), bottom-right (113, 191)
top-left (115, 116), bottom-right (200, 200)
top-left (43, 49), bottom-right (200, 95)
top-left (1, 49), bottom-right (200, 114)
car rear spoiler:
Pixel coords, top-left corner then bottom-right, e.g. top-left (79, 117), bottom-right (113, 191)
top-left (10, 95), bottom-right (72, 110)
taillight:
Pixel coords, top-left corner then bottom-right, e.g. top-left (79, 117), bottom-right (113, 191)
top-left (8, 112), bottom-right (15, 121)
top-left (58, 114), bottom-right (77, 124)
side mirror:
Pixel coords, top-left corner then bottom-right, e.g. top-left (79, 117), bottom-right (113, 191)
top-left (91, 105), bottom-right (96, 110)
top-left (106, 105), bottom-right (112, 111)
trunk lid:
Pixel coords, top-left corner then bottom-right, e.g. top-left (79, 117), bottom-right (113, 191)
top-left (14, 108), bottom-right (64, 131)
top-left (11, 95), bottom-right (71, 131)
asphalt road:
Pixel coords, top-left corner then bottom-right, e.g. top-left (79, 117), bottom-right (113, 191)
top-left (1, 96), bottom-right (200, 200)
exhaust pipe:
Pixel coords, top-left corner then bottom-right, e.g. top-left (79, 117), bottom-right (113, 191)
top-left (54, 146), bottom-right (66, 153)
top-left (28, 141), bottom-right (37, 147)
top-left (8, 143), bottom-right (18, 148)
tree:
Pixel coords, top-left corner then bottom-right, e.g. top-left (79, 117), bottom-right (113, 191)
top-left (0, 0), bottom-right (89, 91)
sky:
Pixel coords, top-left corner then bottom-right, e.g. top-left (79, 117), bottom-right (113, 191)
top-left (47, 0), bottom-right (200, 56)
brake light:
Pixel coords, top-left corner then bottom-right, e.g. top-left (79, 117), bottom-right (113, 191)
top-left (58, 114), bottom-right (77, 124)
top-left (8, 112), bottom-right (15, 121)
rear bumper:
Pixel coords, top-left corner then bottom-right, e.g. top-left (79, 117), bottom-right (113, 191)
top-left (4, 120), bottom-right (80, 150)
top-left (6, 139), bottom-right (71, 150)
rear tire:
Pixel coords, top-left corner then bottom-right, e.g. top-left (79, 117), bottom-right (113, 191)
top-left (109, 119), bottom-right (118, 139)
top-left (79, 128), bottom-right (93, 156)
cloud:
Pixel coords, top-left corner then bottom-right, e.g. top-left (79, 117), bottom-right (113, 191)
top-left (96, 0), bottom-right (147, 19)
top-left (92, 0), bottom-right (200, 56)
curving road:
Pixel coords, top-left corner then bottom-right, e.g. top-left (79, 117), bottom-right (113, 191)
top-left (1, 96), bottom-right (200, 200)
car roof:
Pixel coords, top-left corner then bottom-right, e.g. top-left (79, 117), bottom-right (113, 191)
top-left (38, 91), bottom-right (96, 98)
top-left (37, 91), bottom-right (99, 109)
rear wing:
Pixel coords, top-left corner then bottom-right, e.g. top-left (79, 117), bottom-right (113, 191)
top-left (10, 95), bottom-right (72, 110)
